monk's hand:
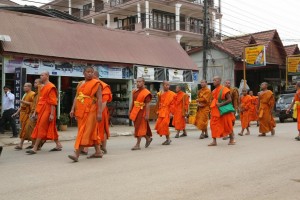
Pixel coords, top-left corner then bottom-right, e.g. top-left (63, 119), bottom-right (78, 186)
top-left (286, 109), bottom-right (290, 114)
top-left (70, 110), bottom-right (75, 118)
top-left (49, 114), bottom-right (54, 122)
top-left (145, 115), bottom-right (149, 121)
top-left (97, 113), bottom-right (102, 122)
top-left (216, 103), bottom-right (221, 107)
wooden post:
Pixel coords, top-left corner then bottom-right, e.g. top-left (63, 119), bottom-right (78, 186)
top-left (243, 48), bottom-right (246, 89)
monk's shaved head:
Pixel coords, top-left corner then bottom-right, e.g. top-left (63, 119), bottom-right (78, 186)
top-left (136, 77), bottom-right (145, 89)
top-left (213, 76), bottom-right (221, 87)
top-left (137, 77), bottom-right (145, 83)
top-left (84, 65), bottom-right (94, 72)
top-left (24, 82), bottom-right (32, 88)
top-left (40, 71), bottom-right (50, 83)
top-left (260, 82), bottom-right (268, 90)
top-left (35, 78), bottom-right (42, 84)
top-left (163, 80), bottom-right (170, 92)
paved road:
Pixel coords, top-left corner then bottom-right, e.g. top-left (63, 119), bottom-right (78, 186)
top-left (1, 121), bottom-right (300, 200)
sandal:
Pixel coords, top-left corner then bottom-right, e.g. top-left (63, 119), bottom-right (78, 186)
top-left (180, 134), bottom-right (187, 137)
top-left (87, 154), bottom-right (103, 159)
top-left (68, 155), bottom-right (78, 162)
top-left (49, 147), bottom-right (62, 152)
top-left (295, 136), bottom-right (300, 141)
top-left (175, 134), bottom-right (179, 138)
top-left (258, 134), bottom-right (266, 137)
top-left (165, 140), bottom-right (172, 145)
top-left (238, 133), bottom-right (243, 136)
top-left (15, 146), bottom-right (22, 150)
top-left (228, 140), bottom-right (236, 145)
top-left (80, 150), bottom-right (88, 155)
top-left (26, 150), bottom-right (37, 155)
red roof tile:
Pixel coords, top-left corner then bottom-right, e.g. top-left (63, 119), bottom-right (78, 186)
top-left (285, 44), bottom-right (300, 56)
top-left (0, 10), bottom-right (197, 70)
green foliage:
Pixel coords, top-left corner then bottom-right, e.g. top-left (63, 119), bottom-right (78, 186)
top-left (59, 113), bottom-right (70, 125)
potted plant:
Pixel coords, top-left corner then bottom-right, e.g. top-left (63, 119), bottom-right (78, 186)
top-left (58, 113), bottom-right (70, 131)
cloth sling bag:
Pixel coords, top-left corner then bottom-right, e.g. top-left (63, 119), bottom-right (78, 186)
top-left (218, 87), bottom-right (235, 116)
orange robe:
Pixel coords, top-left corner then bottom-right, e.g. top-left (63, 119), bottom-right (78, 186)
top-left (74, 79), bottom-right (101, 149)
top-left (19, 91), bottom-right (35, 140)
top-left (31, 83), bottom-right (58, 140)
top-left (171, 91), bottom-right (189, 131)
top-left (249, 96), bottom-right (258, 121)
top-left (294, 91), bottom-right (300, 130)
top-left (230, 87), bottom-right (239, 111)
top-left (240, 95), bottom-right (251, 129)
top-left (210, 85), bottom-right (235, 138)
top-left (129, 88), bottom-right (152, 138)
top-left (258, 90), bottom-right (276, 133)
top-left (194, 86), bottom-right (211, 131)
top-left (25, 87), bottom-right (40, 138)
top-left (98, 80), bottom-right (112, 141)
top-left (155, 90), bottom-right (176, 136)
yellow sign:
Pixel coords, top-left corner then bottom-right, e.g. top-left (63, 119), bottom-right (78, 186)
top-left (245, 45), bottom-right (266, 67)
top-left (287, 56), bottom-right (300, 73)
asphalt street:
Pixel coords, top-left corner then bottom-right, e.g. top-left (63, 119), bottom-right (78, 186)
top-left (1, 121), bottom-right (300, 200)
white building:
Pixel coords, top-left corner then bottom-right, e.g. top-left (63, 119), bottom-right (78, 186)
top-left (41, 0), bottom-right (222, 50)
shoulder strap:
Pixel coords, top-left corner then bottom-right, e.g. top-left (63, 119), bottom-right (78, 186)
top-left (218, 87), bottom-right (224, 103)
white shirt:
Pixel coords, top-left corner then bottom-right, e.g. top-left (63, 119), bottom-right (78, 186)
top-left (2, 91), bottom-right (15, 110)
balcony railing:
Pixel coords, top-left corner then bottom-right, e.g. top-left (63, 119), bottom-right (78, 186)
top-left (110, 0), bottom-right (131, 7)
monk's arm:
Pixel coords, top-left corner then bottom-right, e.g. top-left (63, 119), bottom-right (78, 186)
top-left (217, 92), bottom-right (232, 107)
top-left (96, 85), bottom-right (103, 122)
top-left (145, 102), bottom-right (150, 120)
top-left (12, 108), bottom-right (21, 117)
top-left (287, 98), bottom-right (295, 113)
top-left (70, 97), bottom-right (77, 118)
top-left (20, 100), bottom-right (31, 105)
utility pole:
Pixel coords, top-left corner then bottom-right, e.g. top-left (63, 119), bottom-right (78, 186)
top-left (202, 0), bottom-right (209, 80)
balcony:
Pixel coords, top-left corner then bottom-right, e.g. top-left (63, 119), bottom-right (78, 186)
top-left (110, 0), bottom-right (131, 7)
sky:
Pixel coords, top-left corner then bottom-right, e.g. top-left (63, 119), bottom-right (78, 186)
top-left (10, 0), bottom-right (300, 46)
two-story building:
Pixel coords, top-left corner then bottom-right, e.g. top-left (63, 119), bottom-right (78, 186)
top-left (41, 0), bottom-right (222, 50)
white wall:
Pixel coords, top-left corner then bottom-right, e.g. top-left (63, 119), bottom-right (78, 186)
top-left (189, 48), bottom-right (236, 86)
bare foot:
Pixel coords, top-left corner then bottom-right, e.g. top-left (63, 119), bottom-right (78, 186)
top-left (228, 140), bottom-right (236, 145)
top-left (245, 132), bottom-right (250, 135)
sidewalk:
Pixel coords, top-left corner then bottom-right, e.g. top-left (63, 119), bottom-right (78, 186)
top-left (0, 120), bottom-right (242, 146)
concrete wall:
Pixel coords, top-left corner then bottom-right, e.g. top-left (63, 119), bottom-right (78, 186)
top-left (189, 48), bottom-right (236, 86)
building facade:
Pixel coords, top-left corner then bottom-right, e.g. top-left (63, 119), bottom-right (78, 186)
top-left (42, 0), bottom-right (222, 50)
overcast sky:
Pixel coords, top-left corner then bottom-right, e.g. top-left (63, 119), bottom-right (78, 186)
top-left (11, 0), bottom-right (300, 46)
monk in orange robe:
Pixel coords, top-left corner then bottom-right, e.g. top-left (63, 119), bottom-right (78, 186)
top-left (223, 80), bottom-right (239, 140)
top-left (25, 79), bottom-right (44, 149)
top-left (82, 70), bottom-right (113, 155)
top-left (257, 82), bottom-right (276, 137)
top-left (155, 81), bottom-right (176, 145)
top-left (26, 72), bottom-right (62, 154)
top-left (238, 89), bottom-right (252, 136)
top-left (249, 90), bottom-right (259, 126)
top-left (172, 85), bottom-right (189, 138)
top-left (287, 82), bottom-right (300, 140)
top-left (194, 80), bottom-right (211, 139)
top-left (13, 83), bottom-right (35, 150)
top-left (209, 76), bottom-right (236, 146)
top-left (129, 77), bottom-right (153, 151)
top-left (68, 66), bottom-right (103, 162)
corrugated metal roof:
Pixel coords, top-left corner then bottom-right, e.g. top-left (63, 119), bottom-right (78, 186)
top-left (0, 10), bottom-right (197, 70)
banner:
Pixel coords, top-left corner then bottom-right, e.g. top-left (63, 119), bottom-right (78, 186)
top-left (4, 56), bottom-right (132, 79)
top-left (167, 69), bottom-right (193, 82)
top-left (287, 56), bottom-right (300, 74)
top-left (245, 45), bottom-right (266, 67)
top-left (3, 56), bottom-right (23, 73)
top-left (135, 66), bottom-right (165, 81)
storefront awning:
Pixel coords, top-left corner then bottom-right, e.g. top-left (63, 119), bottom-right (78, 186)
top-left (0, 10), bottom-right (197, 71)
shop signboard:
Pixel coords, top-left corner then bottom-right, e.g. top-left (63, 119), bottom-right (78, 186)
top-left (287, 56), bottom-right (300, 75)
top-left (167, 69), bottom-right (193, 82)
top-left (14, 67), bottom-right (22, 125)
top-left (135, 66), bottom-right (165, 81)
top-left (245, 45), bottom-right (266, 67)
top-left (3, 56), bottom-right (23, 73)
